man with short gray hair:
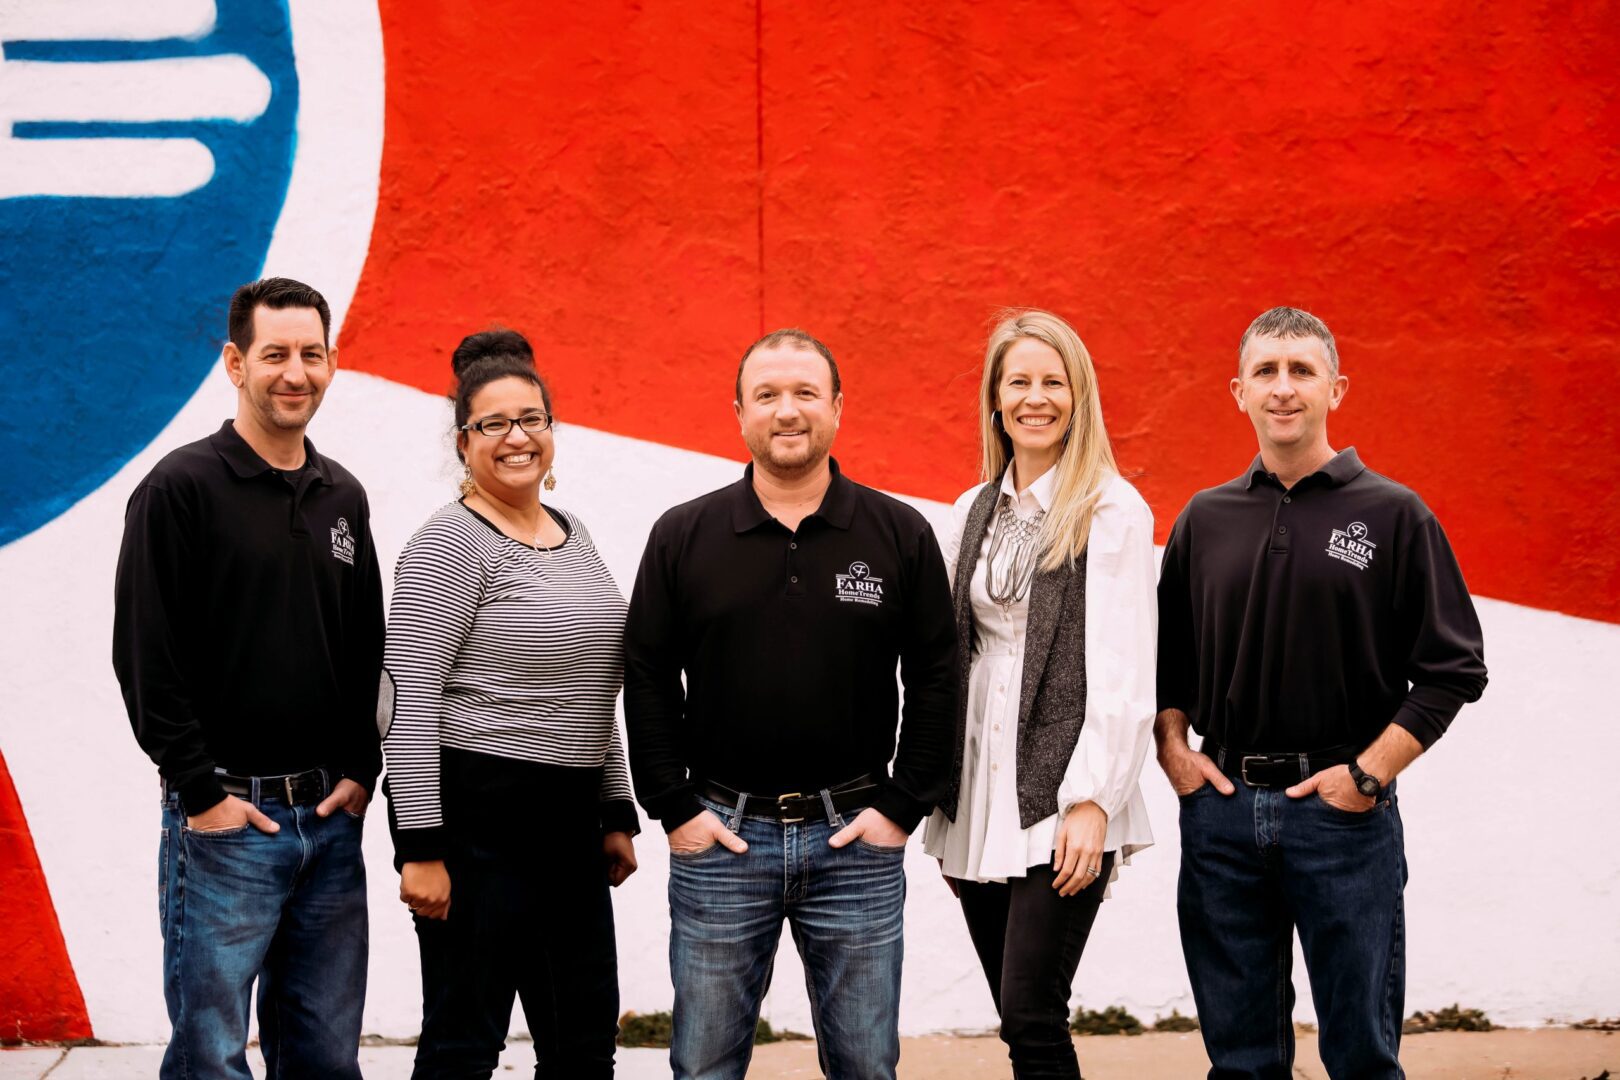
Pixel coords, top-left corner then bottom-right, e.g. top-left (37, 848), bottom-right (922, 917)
top-left (1154, 306), bottom-right (1487, 1078)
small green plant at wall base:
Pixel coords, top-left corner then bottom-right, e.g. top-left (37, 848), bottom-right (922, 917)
top-left (617, 1011), bottom-right (674, 1048)
top-left (1402, 1004), bottom-right (1493, 1033)
top-left (754, 1019), bottom-right (811, 1044)
top-left (1151, 1009), bottom-right (1200, 1032)
top-left (617, 1011), bottom-right (809, 1048)
top-left (1572, 1017), bottom-right (1620, 1031)
top-left (1070, 1005), bottom-right (1145, 1035)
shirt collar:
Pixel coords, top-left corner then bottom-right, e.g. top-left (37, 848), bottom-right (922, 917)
top-left (999, 462), bottom-right (1057, 514)
top-left (731, 457), bottom-right (854, 533)
top-left (1244, 447), bottom-right (1364, 491)
top-left (209, 420), bottom-right (331, 484)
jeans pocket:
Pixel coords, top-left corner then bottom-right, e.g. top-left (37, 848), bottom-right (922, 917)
top-left (342, 808), bottom-right (366, 821)
top-left (184, 823), bottom-right (251, 838)
top-left (158, 827), bottom-right (170, 930)
top-left (1177, 781), bottom-right (1214, 800)
top-left (670, 841), bottom-right (722, 862)
top-left (854, 837), bottom-right (908, 856)
top-left (1315, 791), bottom-right (1383, 821)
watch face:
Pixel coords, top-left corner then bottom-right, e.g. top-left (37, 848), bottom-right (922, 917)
top-left (1357, 776), bottom-right (1381, 797)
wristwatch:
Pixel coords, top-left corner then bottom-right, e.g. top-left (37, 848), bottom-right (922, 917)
top-left (1347, 760), bottom-right (1383, 798)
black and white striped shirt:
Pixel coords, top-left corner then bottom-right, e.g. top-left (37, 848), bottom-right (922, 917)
top-left (381, 501), bottom-right (634, 861)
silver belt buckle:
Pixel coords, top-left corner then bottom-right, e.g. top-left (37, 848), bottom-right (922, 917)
top-left (284, 775), bottom-right (299, 803)
top-left (1240, 755), bottom-right (1267, 786)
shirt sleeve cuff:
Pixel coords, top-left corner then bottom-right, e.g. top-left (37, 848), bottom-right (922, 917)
top-left (391, 825), bottom-right (450, 865)
top-left (600, 798), bottom-right (641, 837)
top-left (176, 773), bottom-right (228, 817)
top-left (648, 789), bottom-right (704, 834)
top-left (871, 786), bottom-right (925, 834)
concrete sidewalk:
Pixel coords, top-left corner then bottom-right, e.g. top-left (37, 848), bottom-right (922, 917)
top-left (2, 1031), bottom-right (1614, 1078)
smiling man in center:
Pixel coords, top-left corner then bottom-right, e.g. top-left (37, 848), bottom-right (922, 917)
top-left (625, 328), bottom-right (957, 1080)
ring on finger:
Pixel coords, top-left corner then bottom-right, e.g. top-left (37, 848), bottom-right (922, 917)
top-left (1084, 865), bottom-right (1100, 876)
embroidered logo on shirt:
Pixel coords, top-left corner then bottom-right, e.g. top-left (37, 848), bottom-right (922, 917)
top-left (1325, 520), bottom-right (1376, 570)
top-left (330, 517), bottom-right (356, 566)
top-left (834, 561), bottom-right (885, 607)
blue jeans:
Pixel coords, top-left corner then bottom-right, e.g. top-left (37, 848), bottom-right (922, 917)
top-left (159, 788), bottom-right (368, 1079)
top-left (1177, 780), bottom-right (1408, 1080)
top-left (668, 794), bottom-right (906, 1080)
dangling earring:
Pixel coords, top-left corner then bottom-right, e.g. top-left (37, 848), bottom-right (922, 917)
top-left (543, 467), bottom-right (557, 492)
top-left (459, 464), bottom-right (476, 498)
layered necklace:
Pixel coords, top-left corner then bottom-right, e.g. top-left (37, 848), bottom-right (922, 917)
top-left (984, 495), bottom-right (1046, 608)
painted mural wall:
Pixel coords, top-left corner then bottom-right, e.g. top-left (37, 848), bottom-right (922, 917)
top-left (3, 0), bottom-right (1617, 1044)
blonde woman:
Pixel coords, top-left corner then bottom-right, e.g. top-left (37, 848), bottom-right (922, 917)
top-left (923, 310), bottom-right (1157, 1079)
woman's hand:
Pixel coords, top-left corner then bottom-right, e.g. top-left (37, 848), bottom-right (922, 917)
top-left (1052, 801), bottom-right (1107, 897)
top-left (400, 859), bottom-right (451, 920)
top-left (604, 831), bottom-right (638, 887)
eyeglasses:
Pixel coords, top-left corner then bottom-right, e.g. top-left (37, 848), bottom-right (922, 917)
top-left (460, 413), bottom-right (552, 437)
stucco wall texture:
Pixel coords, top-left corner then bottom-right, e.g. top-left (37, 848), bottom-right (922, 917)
top-left (2, 0), bottom-right (1618, 1049)
top-left (343, 0), bottom-right (1620, 623)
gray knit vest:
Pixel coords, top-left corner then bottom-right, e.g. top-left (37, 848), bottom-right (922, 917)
top-left (938, 478), bottom-right (1088, 828)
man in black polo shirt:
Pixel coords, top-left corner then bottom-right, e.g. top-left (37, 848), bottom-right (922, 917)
top-left (624, 329), bottom-right (956, 1080)
top-left (113, 278), bottom-right (383, 1080)
top-left (1154, 306), bottom-right (1487, 1079)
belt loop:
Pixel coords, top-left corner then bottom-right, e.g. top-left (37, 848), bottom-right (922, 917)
top-left (1216, 746), bottom-right (1227, 771)
top-left (1298, 752), bottom-right (1309, 781)
top-left (250, 776), bottom-right (262, 805)
top-left (728, 791), bottom-right (747, 833)
top-left (319, 767), bottom-right (331, 798)
top-left (819, 788), bottom-right (845, 829)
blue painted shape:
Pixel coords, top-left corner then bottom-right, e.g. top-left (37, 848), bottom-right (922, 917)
top-left (0, 2), bottom-right (298, 546)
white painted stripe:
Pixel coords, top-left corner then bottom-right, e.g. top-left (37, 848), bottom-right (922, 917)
top-left (0, 0), bottom-right (215, 42)
top-left (0, 56), bottom-right (269, 123)
top-left (260, 0), bottom-right (384, 337)
top-left (0, 135), bottom-right (213, 197)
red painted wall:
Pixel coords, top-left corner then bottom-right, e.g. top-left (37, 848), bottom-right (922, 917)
top-left (343, 0), bottom-right (1620, 622)
top-left (0, 751), bottom-right (91, 1042)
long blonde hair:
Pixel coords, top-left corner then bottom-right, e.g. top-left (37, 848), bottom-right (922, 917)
top-left (978, 310), bottom-right (1117, 572)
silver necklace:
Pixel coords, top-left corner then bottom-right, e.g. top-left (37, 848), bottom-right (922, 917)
top-left (984, 496), bottom-right (1045, 608)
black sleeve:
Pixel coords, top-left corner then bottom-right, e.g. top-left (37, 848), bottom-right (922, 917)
top-left (623, 519), bottom-right (703, 831)
top-left (873, 521), bottom-right (958, 832)
top-left (1389, 514), bottom-right (1488, 748)
top-left (1155, 509), bottom-right (1199, 723)
top-left (112, 483), bottom-right (225, 815)
top-left (337, 491), bottom-right (385, 792)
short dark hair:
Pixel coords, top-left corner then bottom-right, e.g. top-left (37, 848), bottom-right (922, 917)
top-left (1238, 306), bottom-right (1339, 375)
top-left (228, 277), bottom-right (332, 353)
top-left (449, 327), bottom-right (551, 463)
top-left (735, 328), bottom-right (841, 402)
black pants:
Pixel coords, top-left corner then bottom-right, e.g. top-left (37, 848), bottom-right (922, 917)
top-left (410, 749), bottom-right (619, 1080)
top-left (956, 852), bottom-right (1116, 1080)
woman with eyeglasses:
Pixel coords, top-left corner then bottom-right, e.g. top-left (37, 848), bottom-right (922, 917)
top-left (380, 328), bottom-right (637, 1078)
top-left (922, 310), bottom-right (1157, 1080)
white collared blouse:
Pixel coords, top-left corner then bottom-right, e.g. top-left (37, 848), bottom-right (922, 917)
top-left (923, 467), bottom-right (1157, 888)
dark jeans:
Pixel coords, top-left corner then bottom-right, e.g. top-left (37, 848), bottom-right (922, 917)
top-left (1177, 780), bottom-right (1408, 1080)
top-left (956, 854), bottom-right (1115, 1080)
top-left (158, 788), bottom-right (367, 1080)
top-left (409, 750), bottom-right (619, 1080)
top-left (668, 794), bottom-right (906, 1080)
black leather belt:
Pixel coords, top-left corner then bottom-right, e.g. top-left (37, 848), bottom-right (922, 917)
top-left (1205, 742), bottom-right (1358, 788)
top-left (700, 774), bottom-right (879, 824)
top-left (215, 767), bottom-right (331, 806)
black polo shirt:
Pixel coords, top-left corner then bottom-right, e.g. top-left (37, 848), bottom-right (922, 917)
top-left (1156, 448), bottom-right (1487, 754)
top-left (113, 421), bottom-right (385, 814)
top-left (623, 458), bottom-right (957, 832)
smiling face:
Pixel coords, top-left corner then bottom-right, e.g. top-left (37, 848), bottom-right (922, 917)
top-left (1230, 333), bottom-right (1347, 459)
top-left (225, 305), bottom-right (334, 435)
top-left (995, 337), bottom-right (1074, 477)
top-left (734, 342), bottom-right (843, 478)
top-left (458, 375), bottom-right (553, 501)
